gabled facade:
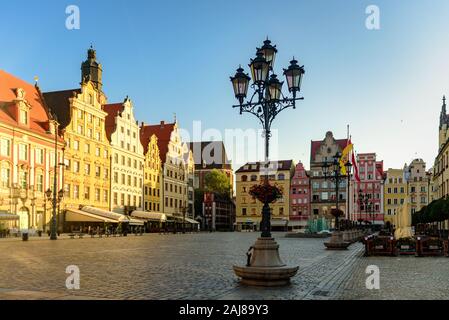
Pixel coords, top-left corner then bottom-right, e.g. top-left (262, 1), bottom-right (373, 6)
top-left (104, 97), bottom-right (144, 214)
top-left (309, 131), bottom-right (349, 221)
top-left (0, 70), bottom-right (65, 231)
top-left (289, 161), bottom-right (310, 230)
top-left (140, 121), bottom-right (190, 217)
top-left (140, 130), bottom-right (162, 213)
top-left (43, 48), bottom-right (111, 212)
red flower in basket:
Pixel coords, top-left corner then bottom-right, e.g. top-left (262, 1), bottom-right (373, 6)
top-left (249, 182), bottom-right (283, 204)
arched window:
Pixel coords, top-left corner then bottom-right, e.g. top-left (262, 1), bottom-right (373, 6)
top-left (250, 175), bottom-right (258, 181)
top-left (241, 175), bottom-right (248, 182)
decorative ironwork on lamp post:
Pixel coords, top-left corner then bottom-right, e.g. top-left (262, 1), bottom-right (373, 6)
top-left (322, 152), bottom-right (351, 231)
top-left (358, 189), bottom-right (370, 227)
top-left (230, 39), bottom-right (305, 238)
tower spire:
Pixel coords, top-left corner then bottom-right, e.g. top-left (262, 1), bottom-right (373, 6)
top-left (440, 95), bottom-right (447, 129)
top-left (81, 46), bottom-right (103, 91)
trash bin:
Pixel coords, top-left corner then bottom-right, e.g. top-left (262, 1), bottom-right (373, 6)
top-left (22, 232), bottom-right (29, 241)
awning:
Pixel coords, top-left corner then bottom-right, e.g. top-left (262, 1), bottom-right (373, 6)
top-left (0, 213), bottom-right (20, 221)
top-left (271, 219), bottom-right (288, 227)
top-left (128, 218), bottom-right (145, 226)
top-left (66, 209), bottom-right (117, 223)
top-left (81, 206), bottom-right (129, 222)
top-left (184, 217), bottom-right (200, 224)
top-left (131, 211), bottom-right (167, 222)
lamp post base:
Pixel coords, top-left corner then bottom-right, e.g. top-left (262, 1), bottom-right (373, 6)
top-left (324, 231), bottom-right (351, 250)
top-left (233, 237), bottom-right (299, 287)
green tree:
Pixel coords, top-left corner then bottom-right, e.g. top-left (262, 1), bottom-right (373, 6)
top-left (204, 169), bottom-right (231, 197)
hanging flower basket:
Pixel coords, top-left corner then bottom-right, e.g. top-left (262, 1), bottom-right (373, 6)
top-left (330, 208), bottom-right (344, 218)
top-left (249, 182), bottom-right (283, 204)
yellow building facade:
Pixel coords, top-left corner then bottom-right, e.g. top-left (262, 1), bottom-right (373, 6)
top-left (235, 160), bottom-right (294, 231)
top-left (141, 133), bottom-right (162, 212)
top-left (44, 49), bottom-right (111, 212)
top-left (383, 168), bottom-right (407, 225)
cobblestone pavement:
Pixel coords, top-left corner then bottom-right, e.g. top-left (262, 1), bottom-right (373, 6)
top-left (0, 232), bottom-right (447, 300)
top-left (339, 255), bottom-right (449, 300)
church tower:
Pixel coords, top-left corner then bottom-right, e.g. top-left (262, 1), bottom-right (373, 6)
top-left (81, 46), bottom-right (103, 91)
top-left (439, 96), bottom-right (447, 150)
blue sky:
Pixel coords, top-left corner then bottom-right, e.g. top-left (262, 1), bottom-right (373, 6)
top-left (2, 0), bottom-right (449, 170)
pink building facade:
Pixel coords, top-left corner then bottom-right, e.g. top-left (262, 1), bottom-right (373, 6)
top-left (289, 161), bottom-right (310, 230)
top-left (351, 153), bottom-right (385, 225)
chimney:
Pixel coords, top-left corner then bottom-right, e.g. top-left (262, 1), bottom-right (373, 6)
top-left (160, 120), bottom-right (165, 128)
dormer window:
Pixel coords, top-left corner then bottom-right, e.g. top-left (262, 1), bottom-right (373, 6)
top-left (19, 109), bottom-right (28, 125)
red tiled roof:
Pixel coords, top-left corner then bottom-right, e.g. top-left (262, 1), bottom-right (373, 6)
top-left (103, 103), bottom-right (124, 142)
top-left (0, 70), bottom-right (54, 138)
top-left (310, 138), bottom-right (348, 161)
top-left (140, 121), bottom-right (175, 163)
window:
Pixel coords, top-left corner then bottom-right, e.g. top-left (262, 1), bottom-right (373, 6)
top-left (279, 208), bottom-right (284, 215)
top-left (74, 161), bottom-right (80, 173)
top-left (78, 110), bottom-right (83, 119)
top-left (87, 128), bottom-right (92, 138)
top-left (242, 208), bottom-right (247, 216)
top-left (84, 187), bottom-right (90, 199)
top-left (121, 193), bottom-right (125, 205)
top-left (19, 109), bottom-right (28, 124)
top-left (85, 164), bottom-right (90, 175)
top-left (1, 167), bottom-right (11, 187)
top-left (321, 192), bottom-right (328, 200)
top-left (77, 125), bottom-right (83, 135)
top-left (35, 149), bottom-right (44, 164)
top-left (88, 114), bottom-right (92, 123)
top-left (250, 175), bottom-right (257, 181)
top-left (74, 140), bottom-right (79, 150)
top-left (95, 147), bottom-right (100, 157)
top-left (0, 139), bottom-right (11, 156)
top-left (19, 171), bottom-right (28, 188)
top-left (64, 184), bottom-right (71, 198)
top-left (19, 144), bottom-right (28, 160)
top-left (74, 185), bottom-right (79, 199)
top-left (104, 168), bottom-right (109, 179)
top-left (121, 174), bottom-right (125, 184)
top-left (95, 188), bottom-right (100, 201)
top-left (114, 192), bottom-right (118, 205)
top-left (278, 174), bottom-right (285, 180)
top-left (241, 175), bottom-right (248, 182)
top-left (127, 175), bottom-right (131, 186)
top-left (114, 154), bottom-right (119, 164)
top-left (36, 174), bottom-right (44, 192)
top-left (84, 143), bottom-right (90, 153)
top-left (95, 166), bottom-right (100, 177)
top-left (104, 150), bottom-right (108, 159)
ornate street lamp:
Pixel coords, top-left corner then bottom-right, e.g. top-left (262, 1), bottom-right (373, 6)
top-left (230, 41), bottom-right (304, 238)
top-left (322, 153), bottom-right (345, 230)
top-left (231, 39), bottom-right (304, 286)
top-left (345, 161), bottom-right (353, 221)
top-left (322, 152), bottom-right (353, 250)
